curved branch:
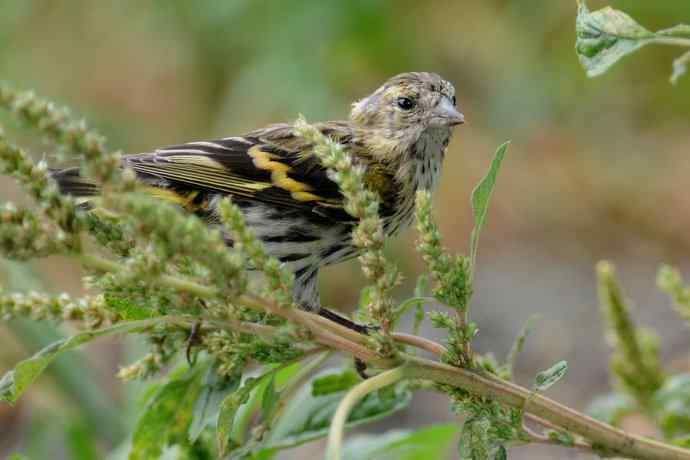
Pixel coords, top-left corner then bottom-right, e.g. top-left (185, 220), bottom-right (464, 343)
top-left (326, 367), bottom-right (406, 460)
top-left (403, 355), bottom-right (690, 460)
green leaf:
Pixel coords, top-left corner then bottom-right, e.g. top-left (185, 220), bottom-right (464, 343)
top-left (391, 296), bottom-right (434, 329)
top-left (660, 24), bottom-right (690, 39)
top-left (575, 1), bottom-right (652, 77)
top-left (672, 435), bottom-right (690, 448)
top-left (66, 419), bottom-right (100, 460)
top-left (261, 375), bottom-right (281, 423)
top-left (504, 315), bottom-right (540, 380)
top-left (413, 275), bottom-right (428, 334)
top-left (0, 319), bottom-right (159, 404)
top-left (546, 429), bottom-right (575, 447)
top-left (8, 454), bottom-right (30, 460)
top-left (671, 50), bottom-right (690, 85)
top-left (340, 425), bottom-right (459, 460)
top-left (435, 255), bottom-right (472, 310)
top-left (657, 265), bottom-right (690, 319)
top-left (188, 361), bottom-right (242, 443)
top-left (311, 370), bottom-right (360, 396)
top-left (470, 142), bottom-right (509, 270)
top-left (129, 364), bottom-right (206, 460)
top-left (243, 449), bottom-right (279, 460)
top-left (586, 392), bottom-right (635, 425)
top-left (260, 368), bottom-right (412, 451)
top-left (221, 363), bottom-right (302, 457)
top-left (458, 416), bottom-right (492, 460)
top-left (105, 294), bottom-right (157, 320)
top-left (652, 373), bottom-right (690, 439)
top-left (216, 376), bottom-right (265, 457)
top-left (535, 360), bottom-right (568, 392)
top-left (494, 445), bottom-right (507, 460)
top-left (575, 1), bottom-right (690, 80)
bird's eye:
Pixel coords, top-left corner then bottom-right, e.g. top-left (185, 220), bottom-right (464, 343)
top-left (396, 97), bottom-right (415, 110)
top-left (452, 96), bottom-right (457, 106)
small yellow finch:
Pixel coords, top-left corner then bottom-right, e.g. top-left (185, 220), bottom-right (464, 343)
top-left (52, 72), bottom-right (464, 329)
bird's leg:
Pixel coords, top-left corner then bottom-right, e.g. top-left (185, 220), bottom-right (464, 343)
top-left (317, 308), bottom-right (373, 379)
top-left (317, 307), bottom-right (374, 335)
top-left (185, 299), bottom-right (207, 365)
top-left (185, 321), bottom-right (202, 366)
top-left (296, 269), bottom-right (375, 334)
top-left (354, 357), bottom-right (370, 380)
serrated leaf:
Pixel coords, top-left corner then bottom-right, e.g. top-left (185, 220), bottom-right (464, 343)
top-left (575, 1), bottom-right (690, 80)
top-left (220, 363), bottom-right (302, 457)
top-left (0, 319), bottom-right (159, 404)
top-left (575, 2), bottom-right (652, 77)
top-left (311, 370), bottom-right (360, 396)
top-left (458, 417), bottom-right (491, 460)
top-left (340, 425), bottom-right (459, 460)
top-left (188, 362), bottom-right (242, 443)
top-left (470, 142), bottom-right (509, 270)
top-left (129, 364), bottom-right (206, 460)
top-left (535, 360), bottom-right (568, 392)
top-left (216, 376), bottom-right (264, 457)
top-left (105, 294), bottom-right (157, 320)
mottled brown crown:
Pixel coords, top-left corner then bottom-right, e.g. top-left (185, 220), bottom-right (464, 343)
top-left (350, 72), bottom-right (456, 129)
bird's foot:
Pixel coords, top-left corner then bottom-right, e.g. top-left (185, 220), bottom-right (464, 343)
top-left (185, 321), bottom-right (202, 366)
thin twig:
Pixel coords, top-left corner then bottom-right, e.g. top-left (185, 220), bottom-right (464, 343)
top-left (326, 366), bottom-right (406, 460)
top-left (522, 424), bottom-right (593, 453)
top-left (392, 332), bottom-right (447, 355)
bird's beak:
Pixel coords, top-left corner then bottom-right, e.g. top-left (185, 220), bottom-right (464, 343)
top-left (431, 97), bottom-right (465, 127)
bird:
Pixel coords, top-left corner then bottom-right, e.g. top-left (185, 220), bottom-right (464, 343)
top-left (51, 72), bottom-right (464, 331)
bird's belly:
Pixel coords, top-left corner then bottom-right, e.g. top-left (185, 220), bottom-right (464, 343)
top-left (231, 202), bottom-right (355, 273)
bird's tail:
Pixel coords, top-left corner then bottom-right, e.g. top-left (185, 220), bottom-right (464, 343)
top-left (50, 167), bottom-right (101, 198)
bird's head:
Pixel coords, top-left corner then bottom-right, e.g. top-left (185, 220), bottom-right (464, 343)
top-left (349, 72), bottom-right (464, 136)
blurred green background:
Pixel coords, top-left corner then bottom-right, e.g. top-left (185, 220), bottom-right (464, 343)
top-left (1, 1), bottom-right (689, 459)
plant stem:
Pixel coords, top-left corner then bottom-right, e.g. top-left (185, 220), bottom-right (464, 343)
top-left (654, 37), bottom-right (690, 48)
top-left (522, 424), bottom-right (592, 453)
top-left (392, 332), bottom-right (447, 355)
top-left (164, 315), bottom-right (280, 341)
top-left (326, 366), bottom-right (406, 460)
top-left (403, 355), bottom-right (690, 460)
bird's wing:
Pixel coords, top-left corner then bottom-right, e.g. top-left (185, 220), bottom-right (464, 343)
top-left (124, 122), bottom-right (367, 221)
